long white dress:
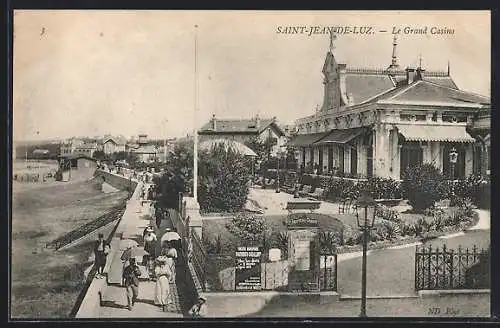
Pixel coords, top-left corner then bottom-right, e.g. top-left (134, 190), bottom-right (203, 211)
top-left (154, 264), bottom-right (172, 306)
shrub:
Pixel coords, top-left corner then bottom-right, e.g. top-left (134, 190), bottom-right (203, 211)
top-left (402, 163), bottom-right (445, 213)
top-left (382, 221), bottom-right (401, 240)
top-left (453, 175), bottom-right (485, 206)
top-left (203, 234), bottom-right (223, 254)
top-left (423, 206), bottom-right (446, 232)
top-left (343, 225), bottom-right (361, 246)
top-left (413, 217), bottom-right (431, 237)
top-left (375, 204), bottom-right (402, 223)
top-left (401, 223), bottom-right (416, 237)
top-left (226, 213), bottom-right (266, 245)
top-left (357, 177), bottom-right (402, 199)
top-left (327, 178), bottom-right (358, 201)
top-left (274, 232), bottom-right (289, 257)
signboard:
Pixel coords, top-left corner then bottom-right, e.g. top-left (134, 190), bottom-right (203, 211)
top-left (287, 214), bottom-right (319, 229)
top-left (235, 246), bottom-right (262, 291)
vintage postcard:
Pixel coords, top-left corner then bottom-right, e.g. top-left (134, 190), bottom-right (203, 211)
top-left (11, 10), bottom-right (491, 319)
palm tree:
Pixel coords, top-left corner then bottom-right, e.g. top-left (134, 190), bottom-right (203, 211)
top-left (276, 232), bottom-right (289, 258)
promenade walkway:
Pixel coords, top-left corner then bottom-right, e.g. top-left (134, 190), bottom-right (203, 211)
top-left (76, 172), bottom-right (188, 318)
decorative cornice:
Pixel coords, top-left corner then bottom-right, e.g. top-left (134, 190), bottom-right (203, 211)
top-left (344, 68), bottom-right (448, 77)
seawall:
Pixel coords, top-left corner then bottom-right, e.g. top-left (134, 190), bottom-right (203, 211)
top-left (73, 170), bottom-right (140, 318)
top-left (93, 169), bottom-right (138, 192)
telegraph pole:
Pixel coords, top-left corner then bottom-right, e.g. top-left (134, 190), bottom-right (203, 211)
top-left (193, 24), bottom-right (199, 201)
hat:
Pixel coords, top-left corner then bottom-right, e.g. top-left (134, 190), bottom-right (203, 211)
top-left (146, 226), bottom-right (154, 232)
top-left (167, 248), bottom-right (177, 258)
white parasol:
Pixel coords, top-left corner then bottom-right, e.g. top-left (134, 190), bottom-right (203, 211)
top-left (199, 139), bottom-right (257, 157)
top-left (122, 246), bottom-right (149, 258)
top-left (161, 231), bottom-right (181, 243)
top-left (119, 239), bottom-right (139, 250)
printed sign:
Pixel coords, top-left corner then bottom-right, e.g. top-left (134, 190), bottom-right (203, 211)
top-left (287, 214), bottom-right (319, 229)
top-left (235, 246), bottom-right (262, 291)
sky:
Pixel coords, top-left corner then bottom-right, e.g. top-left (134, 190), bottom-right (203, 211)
top-left (13, 10), bottom-right (490, 141)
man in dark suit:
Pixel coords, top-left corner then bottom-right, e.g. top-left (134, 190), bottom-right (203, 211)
top-left (122, 258), bottom-right (142, 311)
top-left (94, 233), bottom-right (110, 279)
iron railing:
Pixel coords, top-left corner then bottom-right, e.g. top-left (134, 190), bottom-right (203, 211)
top-left (46, 204), bottom-right (126, 250)
top-left (415, 244), bottom-right (490, 290)
top-left (190, 230), bottom-right (208, 291)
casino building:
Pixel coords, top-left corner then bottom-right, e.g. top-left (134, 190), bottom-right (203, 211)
top-left (289, 36), bottom-right (491, 180)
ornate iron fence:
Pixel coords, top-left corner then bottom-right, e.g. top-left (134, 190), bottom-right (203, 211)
top-left (415, 244), bottom-right (489, 290)
top-left (319, 254), bottom-right (338, 291)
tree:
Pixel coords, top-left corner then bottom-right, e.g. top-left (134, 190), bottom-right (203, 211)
top-left (198, 143), bottom-right (250, 212)
top-left (402, 163), bottom-right (445, 213)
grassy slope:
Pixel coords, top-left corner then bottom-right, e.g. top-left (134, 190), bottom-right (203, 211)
top-left (11, 180), bottom-right (128, 318)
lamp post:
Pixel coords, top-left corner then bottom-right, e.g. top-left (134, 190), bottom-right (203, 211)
top-left (449, 147), bottom-right (458, 196)
top-left (355, 192), bottom-right (377, 318)
top-left (293, 149), bottom-right (300, 198)
top-left (275, 145), bottom-right (286, 193)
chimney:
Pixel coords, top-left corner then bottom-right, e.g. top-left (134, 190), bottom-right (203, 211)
top-left (211, 114), bottom-right (217, 131)
top-left (256, 114), bottom-right (261, 129)
top-left (406, 68), bottom-right (416, 84)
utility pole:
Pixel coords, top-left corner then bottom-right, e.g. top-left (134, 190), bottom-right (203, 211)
top-left (193, 24), bottom-right (199, 202)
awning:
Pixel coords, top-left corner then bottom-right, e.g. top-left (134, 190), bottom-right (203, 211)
top-left (288, 132), bottom-right (328, 147)
top-left (396, 124), bottom-right (476, 143)
top-left (315, 127), bottom-right (367, 145)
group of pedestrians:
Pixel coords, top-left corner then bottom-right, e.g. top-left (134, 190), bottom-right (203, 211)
top-left (95, 176), bottom-right (208, 317)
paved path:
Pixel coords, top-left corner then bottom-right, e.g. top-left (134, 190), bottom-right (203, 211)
top-left (76, 172), bottom-right (186, 318)
top-left (248, 188), bottom-right (340, 215)
top-left (470, 209), bottom-right (490, 230)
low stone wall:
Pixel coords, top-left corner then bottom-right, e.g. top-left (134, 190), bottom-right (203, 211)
top-left (201, 291), bottom-right (339, 317)
top-left (93, 169), bottom-right (138, 192)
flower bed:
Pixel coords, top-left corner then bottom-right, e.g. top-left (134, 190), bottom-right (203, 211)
top-left (336, 206), bottom-right (479, 254)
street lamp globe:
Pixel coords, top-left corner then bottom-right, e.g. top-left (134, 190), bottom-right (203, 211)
top-left (355, 192), bottom-right (377, 229)
top-left (449, 147), bottom-right (458, 164)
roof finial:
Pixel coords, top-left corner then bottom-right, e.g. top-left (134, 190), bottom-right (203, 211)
top-left (418, 54), bottom-right (423, 69)
top-left (447, 60), bottom-right (450, 76)
top-left (329, 29), bottom-right (337, 53)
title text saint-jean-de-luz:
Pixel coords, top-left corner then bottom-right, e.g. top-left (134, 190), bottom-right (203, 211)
top-left (276, 26), bottom-right (455, 36)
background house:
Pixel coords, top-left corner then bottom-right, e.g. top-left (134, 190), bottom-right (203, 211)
top-left (57, 154), bottom-right (97, 181)
top-left (103, 137), bottom-right (127, 154)
top-left (198, 114), bottom-right (288, 156)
